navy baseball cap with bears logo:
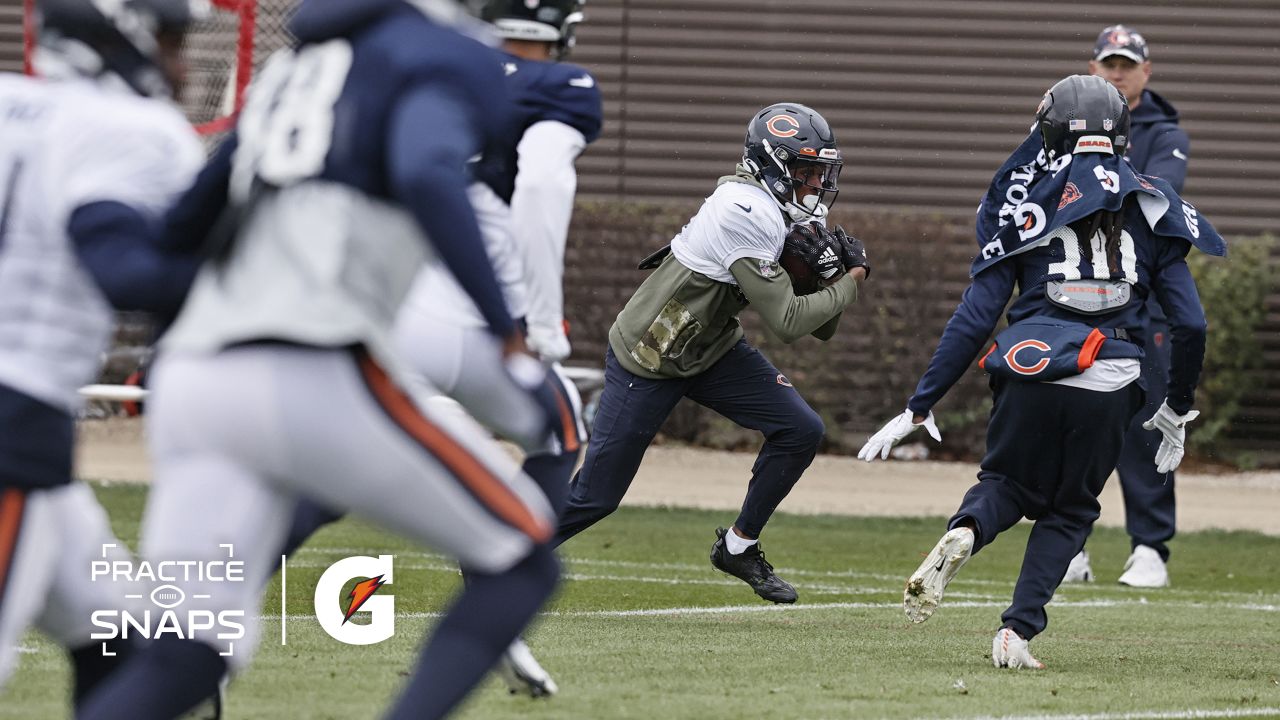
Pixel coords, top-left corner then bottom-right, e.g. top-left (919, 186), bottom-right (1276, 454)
top-left (1093, 25), bottom-right (1149, 63)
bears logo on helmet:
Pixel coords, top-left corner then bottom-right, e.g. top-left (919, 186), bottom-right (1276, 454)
top-left (765, 114), bottom-right (801, 138)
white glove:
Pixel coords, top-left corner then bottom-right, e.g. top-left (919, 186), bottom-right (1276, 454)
top-left (857, 409), bottom-right (942, 462)
top-left (1141, 401), bottom-right (1200, 473)
top-left (526, 321), bottom-right (571, 363)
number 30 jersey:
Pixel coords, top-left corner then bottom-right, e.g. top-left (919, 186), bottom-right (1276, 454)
top-left (163, 1), bottom-right (516, 373)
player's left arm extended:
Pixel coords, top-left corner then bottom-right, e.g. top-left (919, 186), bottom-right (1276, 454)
top-left (906, 260), bottom-right (1015, 416)
top-left (730, 258), bottom-right (858, 343)
top-left (157, 134), bottom-right (236, 255)
top-left (1151, 241), bottom-right (1207, 413)
top-left (512, 120), bottom-right (587, 361)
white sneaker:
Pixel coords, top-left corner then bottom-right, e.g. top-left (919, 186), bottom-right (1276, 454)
top-left (1062, 550), bottom-right (1094, 583)
top-left (904, 527), bottom-right (974, 623)
top-left (1117, 545), bottom-right (1169, 588)
top-left (992, 627), bottom-right (1045, 669)
top-left (497, 638), bottom-right (558, 697)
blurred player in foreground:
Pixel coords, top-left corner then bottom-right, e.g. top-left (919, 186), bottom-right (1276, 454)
top-left (859, 75), bottom-right (1222, 668)
top-left (397, 0), bottom-right (602, 696)
top-left (279, 0), bottom-right (602, 698)
top-left (79, 1), bottom-right (566, 718)
top-left (0, 0), bottom-right (204, 706)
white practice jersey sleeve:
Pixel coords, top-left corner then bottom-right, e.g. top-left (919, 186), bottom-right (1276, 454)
top-left (0, 77), bottom-right (202, 413)
top-left (512, 120), bottom-right (587, 332)
top-left (670, 182), bottom-right (787, 285)
top-left (400, 182), bottom-right (528, 329)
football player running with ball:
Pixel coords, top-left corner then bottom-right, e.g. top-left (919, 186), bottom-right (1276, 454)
top-left (858, 75), bottom-right (1222, 669)
top-left (551, 103), bottom-right (870, 603)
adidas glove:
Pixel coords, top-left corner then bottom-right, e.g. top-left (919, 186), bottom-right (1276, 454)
top-left (1141, 401), bottom-right (1200, 473)
top-left (857, 409), bottom-right (942, 462)
top-left (832, 225), bottom-right (870, 278)
top-left (785, 222), bottom-right (844, 282)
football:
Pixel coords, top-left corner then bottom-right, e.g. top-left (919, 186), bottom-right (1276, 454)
top-left (778, 245), bottom-right (825, 295)
top-left (779, 223), bottom-right (843, 295)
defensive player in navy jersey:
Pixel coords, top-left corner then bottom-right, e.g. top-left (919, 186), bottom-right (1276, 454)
top-left (398, 0), bottom-right (603, 696)
top-left (0, 0), bottom-right (206, 707)
top-left (858, 75), bottom-right (1222, 669)
top-left (396, 0), bottom-right (602, 550)
top-left (79, 2), bottom-right (567, 718)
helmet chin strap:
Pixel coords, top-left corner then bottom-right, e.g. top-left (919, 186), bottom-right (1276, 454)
top-left (785, 194), bottom-right (828, 223)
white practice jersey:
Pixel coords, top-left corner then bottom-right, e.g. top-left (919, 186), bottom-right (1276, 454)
top-left (162, 181), bottom-right (433, 376)
top-left (401, 119), bottom-right (584, 333)
top-left (0, 75), bottom-right (203, 414)
top-left (400, 182), bottom-right (529, 329)
top-left (670, 181), bottom-right (789, 285)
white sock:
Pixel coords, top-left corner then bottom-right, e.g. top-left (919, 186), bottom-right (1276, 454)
top-left (724, 529), bottom-right (758, 555)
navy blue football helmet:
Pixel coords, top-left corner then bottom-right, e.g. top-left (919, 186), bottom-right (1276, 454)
top-left (743, 103), bottom-right (842, 222)
top-left (483, 0), bottom-right (585, 59)
top-left (35, 0), bottom-right (199, 98)
top-left (1036, 74), bottom-right (1131, 162)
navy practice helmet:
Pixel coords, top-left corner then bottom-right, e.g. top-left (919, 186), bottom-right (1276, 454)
top-left (1036, 74), bottom-right (1131, 162)
top-left (36, 0), bottom-right (201, 98)
top-left (483, 0), bottom-right (585, 59)
top-left (743, 103), bottom-right (842, 222)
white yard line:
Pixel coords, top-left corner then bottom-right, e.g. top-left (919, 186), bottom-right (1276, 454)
top-left (292, 547), bottom-right (1280, 602)
top-left (259, 596), bottom-right (1280, 623)
top-left (935, 708), bottom-right (1280, 720)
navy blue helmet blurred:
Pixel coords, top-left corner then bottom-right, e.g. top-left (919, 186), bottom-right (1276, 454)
top-left (35, 0), bottom-right (200, 98)
top-left (483, 0), bottom-right (585, 59)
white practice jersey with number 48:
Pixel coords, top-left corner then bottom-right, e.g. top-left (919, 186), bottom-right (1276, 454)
top-left (164, 42), bottom-right (435, 377)
top-left (0, 75), bottom-right (203, 413)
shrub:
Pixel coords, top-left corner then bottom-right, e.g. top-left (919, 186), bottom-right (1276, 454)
top-left (1186, 234), bottom-right (1276, 461)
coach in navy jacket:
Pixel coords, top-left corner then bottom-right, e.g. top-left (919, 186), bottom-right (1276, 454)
top-left (1126, 88), bottom-right (1189, 193)
top-left (1089, 24), bottom-right (1189, 192)
top-left (1067, 24), bottom-right (1192, 588)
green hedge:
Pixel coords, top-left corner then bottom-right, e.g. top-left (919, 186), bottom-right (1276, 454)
top-left (563, 202), bottom-right (1277, 467)
top-left (1186, 234), bottom-right (1276, 465)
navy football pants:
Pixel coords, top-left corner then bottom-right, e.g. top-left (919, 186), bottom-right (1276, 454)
top-left (554, 340), bottom-right (824, 546)
top-left (1114, 324), bottom-right (1176, 561)
top-left (948, 378), bottom-right (1142, 640)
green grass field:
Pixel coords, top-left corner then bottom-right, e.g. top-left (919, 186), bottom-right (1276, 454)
top-left (4, 482), bottom-right (1279, 719)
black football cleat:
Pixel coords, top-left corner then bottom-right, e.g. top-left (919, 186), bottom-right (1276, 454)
top-left (709, 527), bottom-right (798, 604)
